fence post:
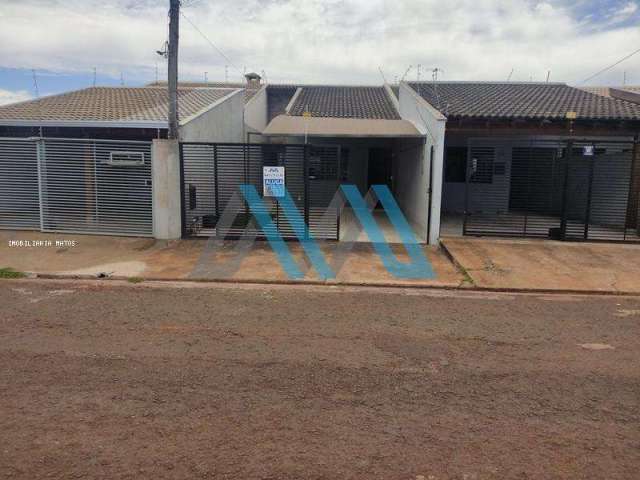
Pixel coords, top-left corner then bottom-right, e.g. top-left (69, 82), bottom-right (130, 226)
top-left (152, 139), bottom-right (182, 240)
top-left (559, 140), bottom-right (573, 240)
top-left (35, 138), bottom-right (45, 232)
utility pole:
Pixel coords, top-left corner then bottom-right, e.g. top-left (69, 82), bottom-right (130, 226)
top-left (168, 0), bottom-right (180, 140)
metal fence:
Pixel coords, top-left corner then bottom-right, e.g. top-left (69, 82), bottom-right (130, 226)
top-left (0, 138), bottom-right (40, 230)
top-left (463, 138), bottom-right (639, 242)
top-left (0, 137), bottom-right (153, 237)
top-left (181, 142), bottom-right (341, 240)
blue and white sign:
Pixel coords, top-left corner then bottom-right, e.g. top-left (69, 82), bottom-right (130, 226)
top-left (263, 166), bottom-right (285, 197)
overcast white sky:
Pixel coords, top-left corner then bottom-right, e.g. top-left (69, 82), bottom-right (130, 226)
top-left (0, 0), bottom-right (639, 104)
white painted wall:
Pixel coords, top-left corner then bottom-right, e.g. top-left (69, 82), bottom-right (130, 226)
top-left (152, 139), bottom-right (182, 240)
top-left (397, 82), bottom-right (447, 245)
top-left (179, 90), bottom-right (244, 143)
top-left (392, 138), bottom-right (428, 241)
top-left (244, 85), bottom-right (268, 139)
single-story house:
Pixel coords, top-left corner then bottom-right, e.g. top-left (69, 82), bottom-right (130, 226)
top-left (0, 85), bottom-right (245, 236)
top-left (581, 85), bottom-right (640, 104)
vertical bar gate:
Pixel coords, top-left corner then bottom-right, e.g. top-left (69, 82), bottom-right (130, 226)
top-left (181, 142), bottom-right (341, 240)
top-left (463, 138), bottom-right (639, 243)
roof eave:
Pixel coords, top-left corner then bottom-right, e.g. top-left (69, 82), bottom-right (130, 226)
top-left (0, 119), bottom-right (168, 129)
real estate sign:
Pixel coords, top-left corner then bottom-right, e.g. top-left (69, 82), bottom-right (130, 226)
top-left (263, 166), bottom-right (285, 197)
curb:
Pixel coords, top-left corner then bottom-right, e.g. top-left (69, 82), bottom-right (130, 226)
top-left (438, 240), bottom-right (476, 286)
top-left (16, 271), bottom-right (640, 297)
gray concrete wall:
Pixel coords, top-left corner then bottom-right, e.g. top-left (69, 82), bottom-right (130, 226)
top-left (179, 90), bottom-right (244, 143)
top-left (398, 82), bottom-right (447, 244)
top-left (152, 139), bottom-right (182, 240)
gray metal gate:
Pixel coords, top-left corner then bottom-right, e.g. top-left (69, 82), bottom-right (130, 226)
top-left (0, 138), bottom-right (40, 230)
top-left (463, 138), bottom-right (639, 242)
top-left (0, 137), bottom-right (153, 237)
top-left (181, 142), bottom-right (341, 240)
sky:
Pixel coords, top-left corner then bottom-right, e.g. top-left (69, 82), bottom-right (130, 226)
top-left (0, 0), bottom-right (639, 105)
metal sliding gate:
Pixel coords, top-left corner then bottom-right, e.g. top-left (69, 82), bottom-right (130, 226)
top-left (463, 138), bottom-right (639, 242)
top-left (180, 142), bottom-right (341, 240)
top-left (0, 137), bottom-right (153, 237)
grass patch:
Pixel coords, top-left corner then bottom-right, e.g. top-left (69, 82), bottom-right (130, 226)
top-left (0, 267), bottom-right (27, 279)
top-left (127, 277), bottom-right (144, 284)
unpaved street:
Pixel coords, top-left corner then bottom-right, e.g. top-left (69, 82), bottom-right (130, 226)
top-left (1, 280), bottom-right (639, 479)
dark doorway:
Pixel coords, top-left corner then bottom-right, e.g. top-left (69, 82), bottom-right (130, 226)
top-left (367, 147), bottom-right (393, 192)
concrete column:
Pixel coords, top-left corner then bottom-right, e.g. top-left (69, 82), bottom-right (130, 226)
top-left (428, 127), bottom-right (446, 245)
top-left (152, 139), bottom-right (182, 240)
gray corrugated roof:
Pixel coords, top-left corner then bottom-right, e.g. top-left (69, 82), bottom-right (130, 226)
top-left (408, 82), bottom-right (640, 121)
top-left (0, 86), bottom-right (237, 124)
top-left (288, 86), bottom-right (400, 120)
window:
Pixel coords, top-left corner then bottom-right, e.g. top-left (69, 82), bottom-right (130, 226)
top-left (108, 151), bottom-right (145, 166)
top-left (469, 147), bottom-right (495, 184)
top-left (262, 145), bottom-right (284, 167)
top-left (444, 147), bottom-right (467, 183)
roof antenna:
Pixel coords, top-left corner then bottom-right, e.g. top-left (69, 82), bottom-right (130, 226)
top-left (92, 67), bottom-right (97, 87)
top-left (120, 72), bottom-right (125, 86)
top-left (546, 70), bottom-right (551, 83)
top-left (32, 69), bottom-right (43, 137)
top-left (378, 66), bottom-right (388, 84)
top-left (400, 65), bottom-right (413, 82)
top-left (507, 68), bottom-right (514, 81)
top-left (417, 64), bottom-right (421, 82)
top-left (204, 71), bottom-right (208, 83)
top-left (432, 67), bottom-right (442, 82)
top-left (31, 69), bottom-right (40, 98)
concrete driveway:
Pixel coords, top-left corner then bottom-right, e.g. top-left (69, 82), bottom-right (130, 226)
top-left (441, 237), bottom-right (640, 293)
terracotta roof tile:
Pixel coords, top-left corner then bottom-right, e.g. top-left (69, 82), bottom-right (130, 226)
top-left (0, 86), bottom-right (236, 124)
top-left (408, 82), bottom-right (640, 121)
top-left (288, 86), bottom-right (400, 120)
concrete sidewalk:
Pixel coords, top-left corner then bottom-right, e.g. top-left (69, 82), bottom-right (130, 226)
top-left (441, 237), bottom-right (640, 294)
top-left (0, 231), bottom-right (463, 288)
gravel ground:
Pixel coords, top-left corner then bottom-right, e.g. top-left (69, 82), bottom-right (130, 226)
top-left (1, 279), bottom-right (639, 479)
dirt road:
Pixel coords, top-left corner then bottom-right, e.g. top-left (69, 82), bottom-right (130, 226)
top-left (1, 280), bottom-right (639, 479)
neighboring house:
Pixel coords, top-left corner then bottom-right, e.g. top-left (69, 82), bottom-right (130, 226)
top-left (0, 85), bottom-right (244, 237)
top-left (403, 82), bottom-right (640, 242)
top-left (581, 86), bottom-right (640, 104)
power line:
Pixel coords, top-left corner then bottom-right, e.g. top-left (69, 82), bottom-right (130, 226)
top-left (578, 46), bottom-right (640, 85)
top-left (179, 11), bottom-right (244, 79)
